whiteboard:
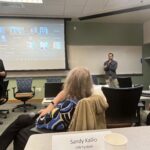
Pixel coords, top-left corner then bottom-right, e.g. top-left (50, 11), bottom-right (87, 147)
top-left (7, 45), bottom-right (142, 77)
top-left (68, 45), bottom-right (142, 75)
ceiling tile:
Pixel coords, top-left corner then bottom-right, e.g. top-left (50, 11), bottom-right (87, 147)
top-left (0, 0), bottom-right (149, 23)
top-left (44, 0), bottom-right (65, 5)
top-left (65, 0), bottom-right (87, 6)
top-left (82, 0), bottom-right (108, 15)
top-left (64, 0), bottom-right (88, 18)
top-left (65, 6), bottom-right (84, 18)
top-left (105, 0), bottom-right (150, 11)
top-left (86, 9), bottom-right (150, 24)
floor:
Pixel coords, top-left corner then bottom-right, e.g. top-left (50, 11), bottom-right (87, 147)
top-left (0, 101), bottom-right (43, 150)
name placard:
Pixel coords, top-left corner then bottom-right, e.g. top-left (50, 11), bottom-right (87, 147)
top-left (52, 131), bottom-right (111, 150)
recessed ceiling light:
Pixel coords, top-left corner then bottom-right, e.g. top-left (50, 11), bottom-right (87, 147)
top-left (0, 0), bottom-right (43, 3)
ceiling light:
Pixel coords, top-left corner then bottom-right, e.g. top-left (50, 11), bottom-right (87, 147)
top-left (0, 0), bottom-right (43, 3)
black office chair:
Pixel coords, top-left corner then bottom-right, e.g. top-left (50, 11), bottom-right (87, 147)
top-left (118, 76), bottom-right (145, 110)
top-left (92, 75), bottom-right (99, 85)
top-left (12, 78), bottom-right (36, 112)
top-left (0, 79), bottom-right (9, 124)
top-left (117, 77), bottom-right (132, 88)
top-left (47, 76), bottom-right (62, 83)
top-left (102, 86), bottom-right (143, 128)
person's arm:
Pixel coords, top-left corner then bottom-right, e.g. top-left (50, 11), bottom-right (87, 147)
top-left (104, 61), bottom-right (110, 71)
top-left (38, 90), bottom-right (66, 117)
top-left (0, 71), bottom-right (6, 77)
top-left (0, 59), bottom-right (6, 78)
top-left (104, 61), bottom-right (111, 71)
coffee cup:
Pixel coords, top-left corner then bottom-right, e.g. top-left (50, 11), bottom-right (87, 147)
top-left (103, 133), bottom-right (128, 150)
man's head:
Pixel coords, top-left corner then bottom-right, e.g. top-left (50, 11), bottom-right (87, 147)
top-left (108, 53), bottom-right (114, 60)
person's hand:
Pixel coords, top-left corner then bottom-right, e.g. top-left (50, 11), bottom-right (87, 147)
top-left (104, 64), bottom-right (107, 68)
top-left (108, 60), bottom-right (111, 64)
top-left (0, 71), bottom-right (6, 77)
top-left (38, 108), bottom-right (50, 117)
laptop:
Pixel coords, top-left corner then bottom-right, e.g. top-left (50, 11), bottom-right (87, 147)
top-left (42, 82), bottom-right (63, 104)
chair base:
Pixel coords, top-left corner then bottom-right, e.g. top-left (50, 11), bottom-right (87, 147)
top-left (12, 103), bottom-right (37, 112)
top-left (0, 109), bottom-right (9, 118)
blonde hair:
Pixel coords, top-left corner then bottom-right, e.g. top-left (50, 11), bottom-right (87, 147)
top-left (63, 67), bottom-right (93, 100)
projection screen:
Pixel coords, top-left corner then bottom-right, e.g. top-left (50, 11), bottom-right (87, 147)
top-left (0, 18), bottom-right (67, 71)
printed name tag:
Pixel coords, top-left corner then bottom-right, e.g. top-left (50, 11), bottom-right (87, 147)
top-left (52, 131), bottom-right (111, 150)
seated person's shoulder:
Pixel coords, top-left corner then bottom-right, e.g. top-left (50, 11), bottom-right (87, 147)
top-left (92, 88), bottom-right (107, 102)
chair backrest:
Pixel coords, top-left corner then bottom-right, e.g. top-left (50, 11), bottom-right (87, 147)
top-left (117, 77), bottom-right (132, 88)
top-left (16, 78), bottom-right (32, 93)
top-left (92, 75), bottom-right (99, 85)
top-left (101, 86), bottom-right (143, 123)
top-left (47, 77), bottom-right (61, 83)
top-left (44, 82), bottom-right (63, 98)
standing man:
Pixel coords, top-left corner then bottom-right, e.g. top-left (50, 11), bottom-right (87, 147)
top-left (104, 53), bottom-right (118, 88)
top-left (0, 59), bottom-right (6, 124)
top-left (0, 59), bottom-right (6, 86)
top-left (0, 59), bottom-right (6, 98)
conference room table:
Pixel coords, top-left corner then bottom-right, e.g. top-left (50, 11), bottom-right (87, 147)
top-left (42, 85), bottom-right (150, 105)
top-left (25, 126), bottom-right (150, 150)
top-left (141, 90), bottom-right (150, 100)
top-left (41, 84), bottom-right (109, 105)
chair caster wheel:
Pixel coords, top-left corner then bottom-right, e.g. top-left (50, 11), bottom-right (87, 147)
top-left (12, 109), bottom-right (15, 112)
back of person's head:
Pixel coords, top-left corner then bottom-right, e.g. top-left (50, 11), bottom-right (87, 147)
top-left (64, 67), bottom-right (93, 100)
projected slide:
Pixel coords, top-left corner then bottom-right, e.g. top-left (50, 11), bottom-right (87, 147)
top-left (0, 18), bottom-right (66, 70)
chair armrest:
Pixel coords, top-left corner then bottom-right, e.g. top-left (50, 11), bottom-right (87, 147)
top-left (133, 84), bottom-right (143, 87)
top-left (0, 98), bottom-right (7, 105)
top-left (32, 86), bottom-right (36, 96)
top-left (6, 89), bottom-right (9, 99)
top-left (12, 87), bottom-right (16, 97)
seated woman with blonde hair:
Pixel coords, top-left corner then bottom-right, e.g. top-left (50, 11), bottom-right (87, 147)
top-left (0, 67), bottom-right (108, 150)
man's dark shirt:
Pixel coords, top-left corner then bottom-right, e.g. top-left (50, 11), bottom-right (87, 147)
top-left (0, 59), bottom-right (5, 72)
top-left (0, 59), bottom-right (6, 84)
top-left (104, 60), bottom-right (117, 79)
top-left (0, 59), bottom-right (5, 78)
